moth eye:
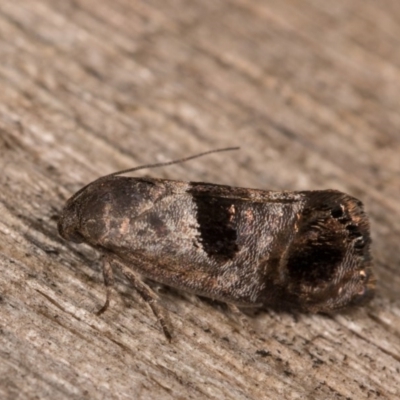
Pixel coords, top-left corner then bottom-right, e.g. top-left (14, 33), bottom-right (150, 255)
top-left (331, 205), bottom-right (344, 219)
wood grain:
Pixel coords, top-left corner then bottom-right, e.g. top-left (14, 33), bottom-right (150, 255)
top-left (0, 1), bottom-right (399, 399)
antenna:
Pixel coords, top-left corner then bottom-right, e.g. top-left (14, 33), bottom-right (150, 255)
top-left (68, 147), bottom-right (240, 201)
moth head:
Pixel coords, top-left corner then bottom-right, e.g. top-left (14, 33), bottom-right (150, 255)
top-left (58, 193), bottom-right (86, 243)
top-left (284, 191), bottom-right (375, 313)
top-left (58, 176), bottom-right (128, 245)
top-left (58, 177), bottom-right (109, 244)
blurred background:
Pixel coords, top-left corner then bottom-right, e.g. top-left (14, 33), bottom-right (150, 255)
top-left (0, 1), bottom-right (399, 399)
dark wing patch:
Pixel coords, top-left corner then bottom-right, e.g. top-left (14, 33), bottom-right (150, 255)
top-left (189, 185), bottom-right (239, 262)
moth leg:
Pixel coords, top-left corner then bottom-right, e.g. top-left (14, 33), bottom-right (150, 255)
top-left (109, 257), bottom-right (173, 341)
top-left (96, 256), bottom-right (114, 316)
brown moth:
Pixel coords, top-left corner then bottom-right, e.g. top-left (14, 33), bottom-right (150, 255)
top-left (58, 149), bottom-right (375, 339)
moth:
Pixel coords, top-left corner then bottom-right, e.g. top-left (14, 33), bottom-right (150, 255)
top-left (58, 148), bottom-right (375, 339)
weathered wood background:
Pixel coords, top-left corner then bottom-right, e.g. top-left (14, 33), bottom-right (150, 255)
top-left (0, 1), bottom-right (399, 399)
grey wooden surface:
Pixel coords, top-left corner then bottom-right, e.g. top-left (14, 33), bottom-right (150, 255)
top-left (0, 1), bottom-right (399, 399)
